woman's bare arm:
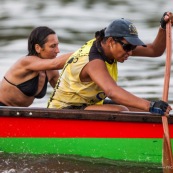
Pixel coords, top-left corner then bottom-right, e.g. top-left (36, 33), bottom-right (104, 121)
top-left (23, 52), bottom-right (73, 71)
top-left (132, 12), bottom-right (173, 57)
top-left (132, 27), bottom-right (166, 57)
top-left (85, 59), bottom-right (150, 111)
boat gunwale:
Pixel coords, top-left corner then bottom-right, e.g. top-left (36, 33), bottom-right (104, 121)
top-left (0, 106), bottom-right (173, 123)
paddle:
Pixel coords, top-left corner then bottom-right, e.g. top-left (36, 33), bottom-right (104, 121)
top-left (162, 20), bottom-right (173, 173)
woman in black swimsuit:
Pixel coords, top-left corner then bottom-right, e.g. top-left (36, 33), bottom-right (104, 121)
top-left (0, 26), bottom-right (71, 107)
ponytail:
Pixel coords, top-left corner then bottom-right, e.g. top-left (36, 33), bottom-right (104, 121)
top-left (95, 28), bottom-right (106, 42)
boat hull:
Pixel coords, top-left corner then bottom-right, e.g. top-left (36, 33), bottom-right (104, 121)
top-left (0, 138), bottom-right (165, 164)
top-left (0, 107), bottom-right (173, 164)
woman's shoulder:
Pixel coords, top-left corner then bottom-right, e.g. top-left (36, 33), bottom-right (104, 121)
top-left (19, 55), bottom-right (40, 65)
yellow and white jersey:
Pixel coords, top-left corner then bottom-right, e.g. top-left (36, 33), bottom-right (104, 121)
top-left (48, 39), bottom-right (118, 109)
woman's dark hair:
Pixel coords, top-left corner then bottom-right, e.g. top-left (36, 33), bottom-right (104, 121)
top-left (95, 28), bottom-right (107, 42)
top-left (95, 28), bottom-right (124, 44)
top-left (27, 26), bottom-right (56, 56)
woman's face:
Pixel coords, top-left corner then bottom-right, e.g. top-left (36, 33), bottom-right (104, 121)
top-left (38, 34), bottom-right (60, 59)
top-left (109, 38), bottom-right (136, 63)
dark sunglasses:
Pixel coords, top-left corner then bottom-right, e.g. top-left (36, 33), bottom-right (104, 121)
top-left (114, 39), bottom-right (137, 52)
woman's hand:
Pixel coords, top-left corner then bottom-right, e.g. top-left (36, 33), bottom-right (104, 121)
top-left (160, 11), bottom-right (173, 29)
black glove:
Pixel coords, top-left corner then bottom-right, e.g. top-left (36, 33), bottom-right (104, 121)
top-left (160, 12), bottom-right (168, 29)
top-left (149, 100), bottom-right (169, 115)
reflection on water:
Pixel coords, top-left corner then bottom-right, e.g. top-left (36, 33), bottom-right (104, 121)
top-left (0, 0), bottom-right (173, 172)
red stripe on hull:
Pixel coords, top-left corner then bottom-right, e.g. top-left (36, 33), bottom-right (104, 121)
top-left (0, 117), bottom-right (173, 138)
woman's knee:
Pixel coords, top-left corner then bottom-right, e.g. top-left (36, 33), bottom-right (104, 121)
top-left (85, 104), bottom-right (129, 112)
top-left (116, 105), bottom-right (129, 111)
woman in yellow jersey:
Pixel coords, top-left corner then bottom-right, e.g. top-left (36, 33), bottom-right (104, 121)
top-left (48, 12), bottom-right (173, 115)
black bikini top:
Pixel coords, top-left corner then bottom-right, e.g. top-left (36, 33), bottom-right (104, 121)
top-left (4, 73), bottom-right (48, 99)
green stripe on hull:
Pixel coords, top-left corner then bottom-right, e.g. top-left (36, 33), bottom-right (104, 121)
top-left (0, 138), bottom-right (164, 164)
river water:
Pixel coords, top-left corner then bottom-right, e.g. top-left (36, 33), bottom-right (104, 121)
top-left (0, 0), bottom-right (173, 172)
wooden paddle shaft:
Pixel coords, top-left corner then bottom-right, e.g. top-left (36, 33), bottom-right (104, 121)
top-left (162, 21), bottom-right (172, 102)
top-left (162, 21), bottom-right (173, 173)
